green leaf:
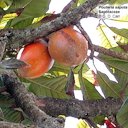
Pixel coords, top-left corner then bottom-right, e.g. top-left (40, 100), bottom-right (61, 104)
top-left (7, 0), bottom-right (32, 12)
top-left (78, 64), bottom-right (102, 100)
top-left (98, 54), bottom-right (128, 86)
top-left (97, 71), bottom-right (121, 98)
top-left (110, 27), bottom-right (128, 39)
top-left (0, 94), bottom-right (14, 107)
top-left (82, 78), bottom-right (103, 100)
top-left (78, 0), bottom-right (86, 5)
top-left (117, 97), bottom-right (128, 128)
top-left (108, 0), bottom-right (128, 4)
top-left (98, 54), bottom-right (128, 97)
top-left (77, 119), bottom-right (91, 128)
top-left (50, 62), bottom-right (89, 76)
top-left (12, 17), bottom-right (34, 29)
top-left (2, 107), bottom-right (23, 123)
top-left (97, 25), bottom-right (117, 48)
top-left (9, 0), bottom-right (51, 27)
top-left (0, 59), bottom-right (27, 69)
top-left (21, 0), bottom-right (51, 17)
top-left (49, 62), bottom-right (71, 76)
top-left (24, 75), bottom-right (70, 99)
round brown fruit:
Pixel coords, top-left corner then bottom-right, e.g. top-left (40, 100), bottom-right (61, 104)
top-left (48, 26), bottom-right (88, 67)
top-left (17, 39), bottom-right (54, 79)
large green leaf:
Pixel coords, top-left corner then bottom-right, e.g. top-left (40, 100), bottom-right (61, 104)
top-left (24, 75), bottom-right (70, 99)
top-left (98, 54), bottom-right (128, 86)
top-left (98, 54), bottom-right (128, 97)
top-left (117, 97), bottom-right (128, 128)
top-left (110, 27), bottom-right (128, 39)
top-left (78, 64), bottom-right (102, 100)
top-left (82, 78), bottom-right (103, 100)
top-left (6, 17), bottom-right (34, 29)
top-left (8, 0), bottom-right (51, 27)
top-left (7, 0), bottom-right (32, 12)
top-left (97, 25), bottom-right (117, 48)
top-left (97, 71), bottom-right (121, 98)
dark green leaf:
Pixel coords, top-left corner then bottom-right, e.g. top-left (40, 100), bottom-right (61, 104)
top-left (2, 107), bottom-right (24, 123)
top-left (97, 71), bottom-right (121, 98)
top-left (24, 75), bottom-right (70, 99)
top-left (0, 59), bottom-right (27, 69)
top-left (98, 54), bottom-right (128, 98)
top-left (0, 94), bottom-right (14, 107)
top-left (7, 0), bottom-right (31, 12)
top-left (50, 62), bottom-right (89, 76)
top-left (9, 0), bottom-right (51, 27)
top-left (110, 27), bottom-right (128, 39)
top-left (82, 78), bottom-right (103, 100)
top-left (78, 64), bottom-right (102, 100)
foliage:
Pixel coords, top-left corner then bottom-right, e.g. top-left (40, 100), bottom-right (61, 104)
top-left (0, 0), bottom-right (128, 127)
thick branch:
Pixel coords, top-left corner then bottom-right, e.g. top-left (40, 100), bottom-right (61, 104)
top-left (2, 74), bottom-right (64, 128)
top-left (37, 97), bottom-right (122, 118)
top-left (2, 74), bottom-right (122, 120)
top-left (0, 0), bottom-right (106, 49)
top-left (0, 121), bottom-right (36, 128)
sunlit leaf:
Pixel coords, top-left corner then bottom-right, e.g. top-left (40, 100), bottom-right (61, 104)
top-left (108, 0), bottom-right (128, 4)
top-left (0, 13), bottom-right (17, 29)
top-left (77, 119), bottom-right (91, 128)
top-left (97, 24), bottom-right (117, 48)
top-left (117, 97), bottom-right (128, 128)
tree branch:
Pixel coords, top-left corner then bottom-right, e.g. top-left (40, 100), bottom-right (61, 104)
top-left (2, 74), bottom-right (122, 121)
top-left (2, 74), bottom-right (64, 128)
top-left (93, 44), bottom-right (128, 60)
top-left (37, 97), bottom-right (122, 118)
top-left (0, 121), bottom-right (36, 128)
top-left (0, 0), bottom-right (106, 49)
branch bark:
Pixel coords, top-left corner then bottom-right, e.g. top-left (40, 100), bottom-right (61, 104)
top-left (37, 97), bottom-right (122, 118)
top-left (0, 121), bottom-right (36, 128)
top-left (2, 74), bottom-right (64, 128)
top-left (2, 74), bottom-right (122, 126)
top-left (0, 0), bottom-right (106, 49)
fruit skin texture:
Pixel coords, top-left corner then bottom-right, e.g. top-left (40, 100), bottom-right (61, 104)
top-left (17, 39), bottom-right (54, 79)
top-left (48, 26), bottom-right (88, 67)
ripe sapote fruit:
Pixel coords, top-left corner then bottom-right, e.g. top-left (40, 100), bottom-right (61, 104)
top-left (17, 39), bottom-right (54, 79)
top-left (48, 26), bottom-right (88, 67)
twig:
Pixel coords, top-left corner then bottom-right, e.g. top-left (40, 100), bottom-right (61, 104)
top-left (93, 44), bottom-right (128, 60)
